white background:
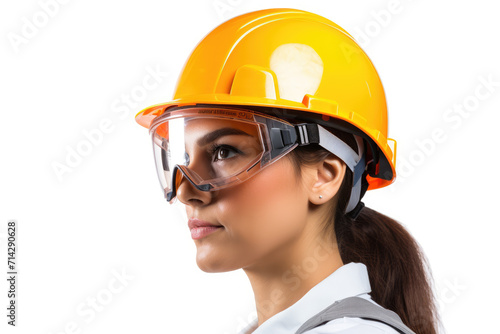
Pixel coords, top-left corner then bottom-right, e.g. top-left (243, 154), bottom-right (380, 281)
top-left (1, 0), bottom-right (499, 333)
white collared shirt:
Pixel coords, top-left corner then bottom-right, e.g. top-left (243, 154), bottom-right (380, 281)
top-left (238, 262), bottom-right (400, 334)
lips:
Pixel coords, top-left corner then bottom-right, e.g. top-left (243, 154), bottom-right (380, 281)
top-left (188, 218), bottom-right (223, 240)
top-left (188, 218), bottom-right (222, 230)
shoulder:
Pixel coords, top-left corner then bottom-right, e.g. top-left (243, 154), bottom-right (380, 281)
top-left (302, 317), bottom-right (401, 334)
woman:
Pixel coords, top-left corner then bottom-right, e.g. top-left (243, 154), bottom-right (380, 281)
top-left (135, 8), bottom-right (440, 334)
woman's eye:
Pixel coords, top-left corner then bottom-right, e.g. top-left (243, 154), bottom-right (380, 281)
top-left (213, 145), bottom-right (238, 161)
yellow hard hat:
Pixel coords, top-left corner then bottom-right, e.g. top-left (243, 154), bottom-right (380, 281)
top-left (135, 8), bottom-right (397, 190)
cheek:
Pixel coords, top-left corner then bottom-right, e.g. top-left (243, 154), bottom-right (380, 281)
top-left (215, 158), bottom-right (309, 248)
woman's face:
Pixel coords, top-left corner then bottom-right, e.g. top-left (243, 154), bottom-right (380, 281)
top-left (175, 117), bottom-right (316, 273)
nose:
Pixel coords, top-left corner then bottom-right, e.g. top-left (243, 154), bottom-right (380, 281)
top-left (175, 169), bottom-right (213, 207)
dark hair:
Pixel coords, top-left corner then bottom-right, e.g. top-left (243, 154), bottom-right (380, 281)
top-left (287, 136), bottom-right (440, 334)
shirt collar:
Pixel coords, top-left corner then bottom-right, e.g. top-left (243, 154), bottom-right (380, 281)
top-left (239, 262), bottom-right (371, 334)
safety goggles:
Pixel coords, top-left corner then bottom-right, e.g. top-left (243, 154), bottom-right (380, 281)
top-left (149, 106), bottom-right (365, 211)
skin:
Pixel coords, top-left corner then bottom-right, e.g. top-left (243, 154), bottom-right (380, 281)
top-left (175, 118), bottom-right (346, 327)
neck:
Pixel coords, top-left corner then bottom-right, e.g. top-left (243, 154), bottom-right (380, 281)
top-left (242, 235), bottom-right (343, 326)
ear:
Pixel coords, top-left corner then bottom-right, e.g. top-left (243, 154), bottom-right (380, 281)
top-left (305, 154), bottom-right (346, 205)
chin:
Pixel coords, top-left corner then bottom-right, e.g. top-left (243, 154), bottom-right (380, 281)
top-left (196, 255), bottom-right (241, 273)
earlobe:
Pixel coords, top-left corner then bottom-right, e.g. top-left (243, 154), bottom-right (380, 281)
top-left (308, 156), bottom-right (346, 205)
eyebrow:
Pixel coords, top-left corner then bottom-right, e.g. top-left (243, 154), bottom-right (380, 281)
top-left (196, 127), bottom-right (253, 146)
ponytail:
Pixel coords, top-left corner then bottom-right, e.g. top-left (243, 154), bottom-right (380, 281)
top-left (288, 142), bottom-right (440, 334)
top-left (336, 203), bottom-right (439, 334)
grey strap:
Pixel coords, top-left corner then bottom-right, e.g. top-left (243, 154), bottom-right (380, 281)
top-left (317, 126), bottom-right (365, 213)
top-left (317, 125), bottom-right (360, 172)
top-left (346, 136), bottom-right (365, 212)
top-left (294, 296), bottom-right (416, 334)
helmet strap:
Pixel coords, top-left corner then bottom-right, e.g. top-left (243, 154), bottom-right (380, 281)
top-left (294, 123), bottom-right (368, 216)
